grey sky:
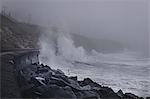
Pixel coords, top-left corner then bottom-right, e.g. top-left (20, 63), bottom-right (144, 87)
top-left (1, 0), bottom-right (150, 56)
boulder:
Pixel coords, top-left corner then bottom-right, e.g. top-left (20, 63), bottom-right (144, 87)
top-left (82, 90), bottom-right (100, 99)
top-left (81, 85), bottom-right (91, 90)
top-left (21, 85), bottom-right (38, 98)
top-left (41, 85), bottom-right (77, 99)
top-left (30, 77), bottom-right (46, 87)
top-left (44, 65), bottom-right (51, 70)
top-left (78, 78), bottom-right (101, 88)
top-left (123, 93), bottom-right (140, 99)
top-left (35, 85), bottom-right (49, 95)
top-left (117, 89), bottom-right (124, 98)
top-left (56, 69), bottom-right (65, 75)
top-left (68, 79), bottom-right (81, 90)
top-left (97, 87), bottom-right (120, 99)
top-left (53, 74), bottom-right (70, 84)
top-left (74, 90), bottom-right (100, 99)
top-left (69, 76), bottom-right (78, 81)
top-left (32, 63), bottom-right (38, 65)
top-left (36, 68), bottom-right (49, 74)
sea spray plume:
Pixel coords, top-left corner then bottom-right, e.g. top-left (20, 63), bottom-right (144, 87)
top-left (57, 32), bottom-right (88, 62)
top-left (39, 26), bottom-right (88, 73)
top-left (39, 28), bottom-right (59, 69)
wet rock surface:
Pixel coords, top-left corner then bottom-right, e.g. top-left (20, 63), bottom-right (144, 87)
top-left (1, 51), bottom-right (148, 99)
top-left (17, 62), bottom-right (146, 99)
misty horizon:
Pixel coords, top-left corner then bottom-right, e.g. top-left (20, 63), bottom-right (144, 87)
top-left (1, 0), bottom-right (150, 57)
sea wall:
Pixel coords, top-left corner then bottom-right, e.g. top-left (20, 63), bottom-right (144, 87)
top-left (1, 50), bottom-right (39, 98)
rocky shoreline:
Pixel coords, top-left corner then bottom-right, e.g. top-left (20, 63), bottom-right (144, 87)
top-left (1, 51), bottom-right (149, 99)
top-left (17, 62), bottom-right (149, 99)
top-left (1, 12), bottom-right (149, 99)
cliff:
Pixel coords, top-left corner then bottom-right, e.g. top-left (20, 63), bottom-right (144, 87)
top-left (0, 13), bottom-right (42, 50)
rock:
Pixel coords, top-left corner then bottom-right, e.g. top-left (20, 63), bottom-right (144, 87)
top-left (19, 62), bottom-right (146, 99)
top-left (97, 87), bottom-right (120, 99)
top-left (36, 68), bottom-right (49, 74)
top-left (68, 79), bottom-right (81, 90)
top-left (30, 77), bottom-right (45, 87)
top-left (22, 67), bottom-right (37, 81)
top-left (74, 90), bottom-right (100, 99)
top-left (53, 74), bottom-right (70, 84)
top-left (81, 85), bottom-right (91, 90)
top-left (35, 77), bottom-right (46, 85)
top-left (50, 76), bottom-right (81, 90)
top-left (35, 85), bottom-right (49, 95)
top-left (117, 89), bottom-right (124, 98)
top-left (78, 78), bottom-right (101, 89)
top-left (44, 65), bottom-right (51, 70)
top-left (123, 93), bottom-right (140, 99)
top-left (40, 64), bottom-right (44, 67)
top-left (41, 85), bottom-right (77, 99)
top-left (32, 63), bottom-right (38, 65)
top-left (14, 56), bottom-right (146, 99)
top-left (44, 72), bottom-right (53, 84)
top-left (82, 90), bottom-right (100, 99)
top-left (21, 85), bottom-right (38, 98)
top-left (139, 97), bottom-right (144, 99)
top-left (69, 76), bottom-right (78, 81)
top-left (8, 60), bottom-right (14, 64)
top-left (56, 69), bottom-right (65, 75)
top-left (52, 78), bottom-right (67, 87)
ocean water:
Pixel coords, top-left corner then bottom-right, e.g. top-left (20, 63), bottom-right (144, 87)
top-left (39, 32), bottom-right (150, 97)
top-left (69, 56), bottom-right (150, 97)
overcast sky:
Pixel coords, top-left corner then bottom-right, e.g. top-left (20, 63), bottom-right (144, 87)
top-left (1, 0), bottom-right (150, 56)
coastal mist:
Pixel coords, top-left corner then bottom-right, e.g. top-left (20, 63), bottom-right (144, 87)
top-left (39, 26), bottom-right (150, 97)
top-left (1, 0), bottom-right (150, 98)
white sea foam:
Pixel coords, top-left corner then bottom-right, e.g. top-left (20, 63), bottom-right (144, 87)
top-left (39, 30), bottom-right (150, 97)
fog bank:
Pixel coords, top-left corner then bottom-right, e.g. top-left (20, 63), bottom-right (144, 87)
top-left (2, 0), bottom-right (149, 57)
